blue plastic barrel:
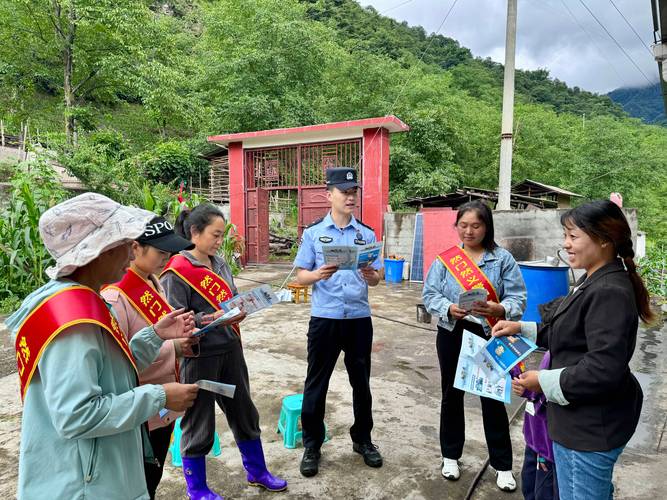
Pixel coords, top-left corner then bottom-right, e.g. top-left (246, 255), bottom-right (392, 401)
top-left (519, 262), bottom-right (570, 322)
top-left (384, 259), bottom-right (405, 283)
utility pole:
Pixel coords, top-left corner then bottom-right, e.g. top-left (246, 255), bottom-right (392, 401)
top-left (497, 0), bottom-right (517, 210)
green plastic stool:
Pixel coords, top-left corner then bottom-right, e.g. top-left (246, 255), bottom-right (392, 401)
top-left (170, 417), bottom-right (221, 467)
top-left (276, 393), bottom-right (328, 449)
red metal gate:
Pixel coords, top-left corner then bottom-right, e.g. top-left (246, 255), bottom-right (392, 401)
top-left (245, 188), bottom-right (269, 263)
top-left (244, 139), bottom-right (362, 261)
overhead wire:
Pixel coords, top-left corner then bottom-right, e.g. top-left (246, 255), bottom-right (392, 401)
top-left (577, 0), bottom-right (656, 86)
top-left (608, 0), bottom-right (655, 57)
top-left (354, 0), bottom-right (461, 170)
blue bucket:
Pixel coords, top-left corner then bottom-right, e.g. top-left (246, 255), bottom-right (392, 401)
top-left (384, 259), bottom-right (405, 283)
top-left (519, 262), bottom-right (570, 322)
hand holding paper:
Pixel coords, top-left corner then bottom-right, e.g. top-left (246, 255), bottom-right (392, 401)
top-left (322, 242), bottom-right (382, 270)
top-left (195, 307), bottom-right (243, 336)
top-left (458, 289), bottom-right (488, 312)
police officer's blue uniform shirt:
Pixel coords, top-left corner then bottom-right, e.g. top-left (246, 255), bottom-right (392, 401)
top-left (294, 213), bottom-right (383, 320)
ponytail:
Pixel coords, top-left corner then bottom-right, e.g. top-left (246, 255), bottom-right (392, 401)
top-left (618, 243), bottom-right (655, 324)
top-left (175, 208), bottom-right (192, 239)
top-left (175, 204), bottom-right (225, 242)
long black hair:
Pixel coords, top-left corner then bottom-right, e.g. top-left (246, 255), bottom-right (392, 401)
top-left (455, 200), bottom-right (497, 250)
top-left (175, 204), bottom-right (225, 241)
top-left (561, 200), bottom-right (654, 323)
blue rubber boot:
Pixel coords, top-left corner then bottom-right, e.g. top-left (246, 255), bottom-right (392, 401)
top-left (237, 439), bottom-right (288, 492)
top-left (182, 456), bottom-right (223, 500)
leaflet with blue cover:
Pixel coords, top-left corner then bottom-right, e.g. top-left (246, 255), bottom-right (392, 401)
top-left (453, 330), bottom-right (511, 404)
top-left (474, 334), bottom-right (538, 382)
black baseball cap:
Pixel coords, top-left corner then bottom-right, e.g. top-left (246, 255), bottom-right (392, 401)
top-left (326, 167), bottom-right (359, 191)
top-left (137, 216), bottom-right (194, 253)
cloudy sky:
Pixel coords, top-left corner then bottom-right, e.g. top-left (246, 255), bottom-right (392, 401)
top-left (360, 0), bottom-right (660, 94)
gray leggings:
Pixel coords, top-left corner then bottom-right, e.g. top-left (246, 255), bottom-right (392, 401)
top-left (179, 342), bottom-right (261, 457)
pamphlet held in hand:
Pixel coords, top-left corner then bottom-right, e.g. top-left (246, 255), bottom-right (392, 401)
top-left (194, 307), bottom-right (243, 337)
top-left (458, 289), bottom-right (488, 311)
top-left (473, 334), bottom-right (538, 383)
top-left (219, 284), bottom-right (280, 315)
top-left (322, 242), bottom-right (383, 270)
top-left (453, 330), bottom-right (511, 404)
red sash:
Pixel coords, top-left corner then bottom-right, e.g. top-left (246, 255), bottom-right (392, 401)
top-left (105, 269), bottom-right (181, 381)
top-left (105, 269), bottom-right (173, 325)
top-left (15, 286), bottom-right (138, 401)
top-left (438, 246), bottom-right (501, 327)
top-left (161, 255), bottom-right (239, 336)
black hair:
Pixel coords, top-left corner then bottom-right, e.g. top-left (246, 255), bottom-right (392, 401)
top-left (455, 200), bottom-right (497, 250)
top-left (175, 204), bottom-right (225, 241)
top-left (561, 200), bottom-right (654, 323)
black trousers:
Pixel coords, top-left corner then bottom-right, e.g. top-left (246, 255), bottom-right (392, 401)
top-left (179, 342), bottom-right (261, 457)
top-left (144, 422), bottom-right (174, 500)
top-left (522, 447), bottom-right (559, 500)
top-left (437, 321), bottom-right (513, 471)
top-left (301, 316), bottom-right (374, 449)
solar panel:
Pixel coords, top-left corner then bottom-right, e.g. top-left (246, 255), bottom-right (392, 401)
top-left (410, 212), bottom-right (424, 282)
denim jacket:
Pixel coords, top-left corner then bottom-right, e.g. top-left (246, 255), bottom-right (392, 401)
top-left (422, 245), bottom-right (527, 335)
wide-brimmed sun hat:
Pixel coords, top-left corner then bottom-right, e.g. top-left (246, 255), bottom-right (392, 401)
top-left (39, 192), bottom-right (155, 279)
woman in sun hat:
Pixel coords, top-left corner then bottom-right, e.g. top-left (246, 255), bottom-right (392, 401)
top-left (6, 192), bottom-right (200, 500)
top-left (101, 216), bottom-right (200, 499)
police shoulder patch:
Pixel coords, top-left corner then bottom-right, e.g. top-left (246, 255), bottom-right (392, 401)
top-left (357, 220), bottom-right (374, 232)
top-left (305, 217), bottom-right (324, 229)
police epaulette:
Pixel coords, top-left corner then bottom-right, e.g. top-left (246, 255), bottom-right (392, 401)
top-left (305, 217), bottom-right (325, 229)
top-left (357, 220), bottom-right (374, 232)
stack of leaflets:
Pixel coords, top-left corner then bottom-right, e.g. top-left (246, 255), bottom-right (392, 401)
top-left (194, 307), bottom-right (243, 337)
top-left (453, 330), bottom-right (537, 404)
top-left (458, 289), bottom-right (488, 311)
top-left (219, 284), bottom-right (280, 315)
top-left (321, 242), bottom-right (383, 270)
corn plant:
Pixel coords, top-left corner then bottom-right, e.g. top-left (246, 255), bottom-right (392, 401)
top-left (0, 160), bottom-right (66, 306)
top-left (219, 222), bottom-right (244, 276)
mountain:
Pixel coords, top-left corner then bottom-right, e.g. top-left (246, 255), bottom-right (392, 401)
top-left (607, 83), bottom-right (667, 125)
top-left (303, 0), bottom-right (626, 118)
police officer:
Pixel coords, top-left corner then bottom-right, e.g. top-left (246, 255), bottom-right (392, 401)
top-left (293, 167), bottom-right (383, 478)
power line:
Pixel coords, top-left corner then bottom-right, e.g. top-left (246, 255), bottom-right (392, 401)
top-left (355, 0), bottom-right (461, 170)
top-left (577, 0), bottom-right (655, 86)
top-left (379, 0), bottom-right (415, 16)
top-left (608, 0), bottom-right (654, 57)
top-left (558, 0), bottom-right (626, 84)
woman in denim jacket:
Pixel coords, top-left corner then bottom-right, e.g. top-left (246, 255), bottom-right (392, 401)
top-left (422, 200), bottom-right (526, 492)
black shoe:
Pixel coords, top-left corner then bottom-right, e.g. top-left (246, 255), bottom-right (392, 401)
top-left (300, 447), bottom-right (321, 477)
top-left (353, 441), bottom-right (383, 468)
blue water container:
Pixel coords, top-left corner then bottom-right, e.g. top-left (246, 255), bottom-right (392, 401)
top-left (519, 262), bottom-right (570, 322)
top-left (384, 259), bottom-right (405, 283)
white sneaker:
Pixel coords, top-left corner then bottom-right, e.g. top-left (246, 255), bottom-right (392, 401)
top-left (495, 470), bottom-right (517, 492)
top-left (441, 458), bottom-right (460, 480)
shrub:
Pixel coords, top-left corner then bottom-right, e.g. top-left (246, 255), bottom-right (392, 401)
top-left (0, 159), bottom-right (67, 303)
top-left (136, 141), bottom-right (207, 185)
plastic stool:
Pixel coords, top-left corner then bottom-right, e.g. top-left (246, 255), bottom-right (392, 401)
top-left (276, 394), bottom-right (328, 449)
top-left (170, 417), bottom-right (222, 467)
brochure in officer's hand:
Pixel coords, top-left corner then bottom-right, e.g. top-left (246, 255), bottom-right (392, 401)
top-left (322, 242), bottom-right (383, 270)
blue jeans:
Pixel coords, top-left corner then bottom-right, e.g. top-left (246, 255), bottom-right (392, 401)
top-left (552, 441), bottom-right (624, 500)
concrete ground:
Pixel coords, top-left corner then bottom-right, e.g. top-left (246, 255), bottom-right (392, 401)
top-left (0, 264), bottom-right (665, 499)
